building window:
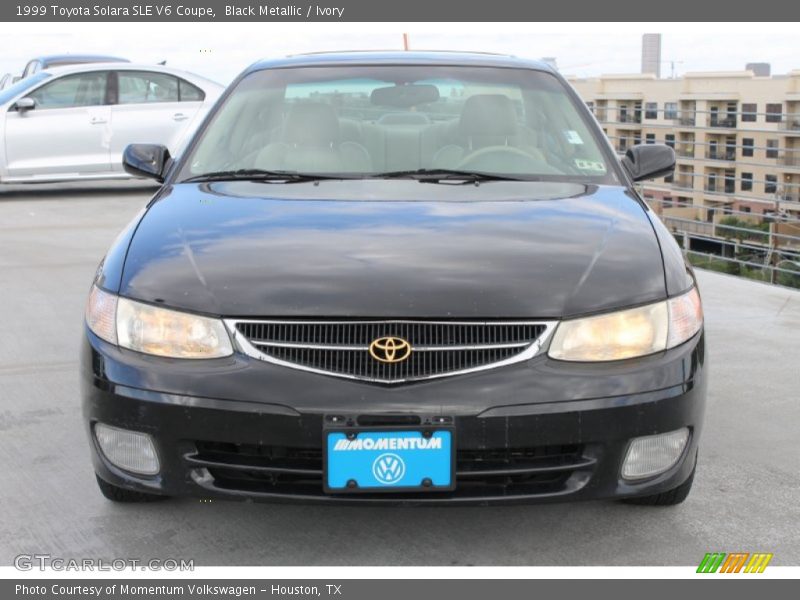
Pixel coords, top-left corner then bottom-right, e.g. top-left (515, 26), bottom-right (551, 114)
top-left (664, 102), bottom-right (678, 120)
top-left (586, 101), bottom-right (595, 114)
top-left (741, 172), bottom-right (753, 191)
top-left (663, 196), bottom-right (673, 207)
top-left (742, 138), bottom-right (754, 157)
top-left (726, 102), bottom-right (737, 123)
top-left (765, 174), bottom-right (778, 194)
top-left (741, 103), bottom-right (757, 122)
top-left (665, 134), bottom-right (675, 148)
top-left (645, 133), bottom-right (656, 144)
top-left (766, 103), bottom-right (783, 123)
top-left (645, 102), bottom-right (658, 119)
top-left (741, 206), bottom-right (751, 213)
top-left (724, 170), bottom-right (736, 193)
top-left (766, 139), bottom-right (779, 159)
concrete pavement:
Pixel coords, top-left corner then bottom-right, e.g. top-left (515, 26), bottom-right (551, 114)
top-left (1, 181), bottom-right (798, 566)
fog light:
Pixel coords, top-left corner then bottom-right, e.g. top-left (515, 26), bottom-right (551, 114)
top-left (94, 423), bottom-right (159, 475)
top-left (622, 428), bottom-right (689, 480)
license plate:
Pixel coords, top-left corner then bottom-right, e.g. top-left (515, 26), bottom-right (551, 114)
top-left (324, 429), bottom-right (454, 493)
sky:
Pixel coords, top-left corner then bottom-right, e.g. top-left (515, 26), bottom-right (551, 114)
top-left (1, 22), bottom-right (799, 85)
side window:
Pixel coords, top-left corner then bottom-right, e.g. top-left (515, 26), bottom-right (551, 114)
top-left (23, 60), bottom-right (40, 78)
top-left (28, 72), bottom-right (108, 109)
top-left (179, 79), bottom-right (205, 102)
top-left (117, 71), bottom-right (179, 104)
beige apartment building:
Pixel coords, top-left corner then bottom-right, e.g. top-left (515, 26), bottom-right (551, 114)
top-left (569, 70), bottom-right (800, 226)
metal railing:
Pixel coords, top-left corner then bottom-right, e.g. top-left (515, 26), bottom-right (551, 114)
top-left (674, 116), bottom-right (696, 127)
top-left (705, 149), bottom-right (737, 161)
top-left (686, 251), bottom-right (800, 287)
top-left (704, 184), bottom-right (737, 195)
top-left (645, 196), bottom-right (800, 289)
top-left (779, 119), bottom-right (800, 132)
top-left (708, 117), bottom-right (737, 128)
top-left (777, 153), bottom-right (800, 167)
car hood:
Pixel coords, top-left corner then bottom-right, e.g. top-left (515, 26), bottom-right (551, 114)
top-left (118, 180), bottom-right (667, 318)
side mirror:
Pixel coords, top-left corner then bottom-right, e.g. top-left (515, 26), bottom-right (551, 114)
top-left (122, 143), bottom-right (171, 182)
top-left (14, 97), bottom-right (36, 112)
top-left (621, 144), bottom-right (675, 182)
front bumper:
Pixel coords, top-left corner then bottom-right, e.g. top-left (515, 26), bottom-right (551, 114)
top-left (81, 328), bottom-right (706, 505)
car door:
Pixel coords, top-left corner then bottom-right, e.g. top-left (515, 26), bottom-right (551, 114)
top-left (4, 71), bottom-right (112, 178)
top-left (108, 71), bottom-right (206, 172)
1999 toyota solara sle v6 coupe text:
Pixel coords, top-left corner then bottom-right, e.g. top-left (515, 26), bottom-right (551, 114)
top-left (82, 52), bottom-right (706, 506)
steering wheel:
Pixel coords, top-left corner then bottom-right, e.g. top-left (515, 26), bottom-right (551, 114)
top-left (456, 145), bottom-right (556, 173)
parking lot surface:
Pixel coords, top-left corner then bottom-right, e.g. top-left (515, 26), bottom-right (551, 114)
top-left (1, 182), bottom-right (798, 566)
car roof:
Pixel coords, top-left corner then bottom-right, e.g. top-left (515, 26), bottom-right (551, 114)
top-left (33, 55), bottom-right (129, 66)
top-left (246, 51), bottom-right (555, 73)
top-left (41, 63), bottom-right (223, 88)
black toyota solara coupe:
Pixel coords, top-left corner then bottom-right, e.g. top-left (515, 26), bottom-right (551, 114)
top-left (82, 52), bottom-right (706, 505)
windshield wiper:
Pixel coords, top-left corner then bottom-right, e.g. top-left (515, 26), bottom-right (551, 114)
top-left (182, 169), bottom-right (359, 183)
top-left (369, 168), bottom-right (539, 183)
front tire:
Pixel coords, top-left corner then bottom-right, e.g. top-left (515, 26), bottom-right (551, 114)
top-left (95, 474), bottom-right (168, 503)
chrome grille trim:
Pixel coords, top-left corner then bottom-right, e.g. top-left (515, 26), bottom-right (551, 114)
top-left (225, 319), bottom-right (557, 384)
top-left (245, 340), bottom-right (532, 352)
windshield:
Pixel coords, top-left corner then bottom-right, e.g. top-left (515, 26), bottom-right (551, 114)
top-left (0, 72), bottom-right (51, 106)
top-left (179, 65), bottom-right (617, 184)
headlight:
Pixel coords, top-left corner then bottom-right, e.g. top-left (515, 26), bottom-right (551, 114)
top-left (85, 286), bottom-right (233, 359)
top-left (548, 287), bottom-right (702, 362)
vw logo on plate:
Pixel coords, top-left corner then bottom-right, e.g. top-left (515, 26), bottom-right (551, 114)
top-left (372, 453), bottom-right (406, 485)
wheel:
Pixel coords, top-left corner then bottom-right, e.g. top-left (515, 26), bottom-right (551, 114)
top-left (622, 454), bottom-right (696, 506)
top-left (95, 474), bottom-right (168, 503)
top-left (455, 145), bottom-right (555, 173)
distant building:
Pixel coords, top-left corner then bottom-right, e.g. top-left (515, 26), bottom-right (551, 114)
top-left (641, 34), bottom-right (662, 78)
top-left (570, 69), bottom-right (800, 226)
top-left (746, 62), bottom-right (771, 77)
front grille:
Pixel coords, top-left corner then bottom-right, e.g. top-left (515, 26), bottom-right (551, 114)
top-left (229, 320), bottom-right (552, 383)
top-left (186, 441), bottom-right (593, 501)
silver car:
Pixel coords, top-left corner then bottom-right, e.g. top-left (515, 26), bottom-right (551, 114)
top-left (21, 54), bottom-right (129, 79)
top-left (0, 63), bottom-right (223, 184)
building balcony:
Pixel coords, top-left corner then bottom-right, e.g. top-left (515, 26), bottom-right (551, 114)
top-left (662, 216), bottom-right (713, 237)
top-left (617, 114), bottom-right (642, 125)
top-left (673, 177), bottom-right (695, 190)
top-left (779, 119), bottom-right (800, 132)
top-left (708, 117), bottom-right (737, 128)
top-left (674, 116), bottom-right (696, 127)
top-left (777, 153), bottom-right (800, 168)
top-left (704, 184), bottom-right (737, 195)
top-left (781, 191), bottom-right (800, 202)
top-left (705, 149), bottom-right (737, 162)
top-left (676, 147), bottom-right (695, 159)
